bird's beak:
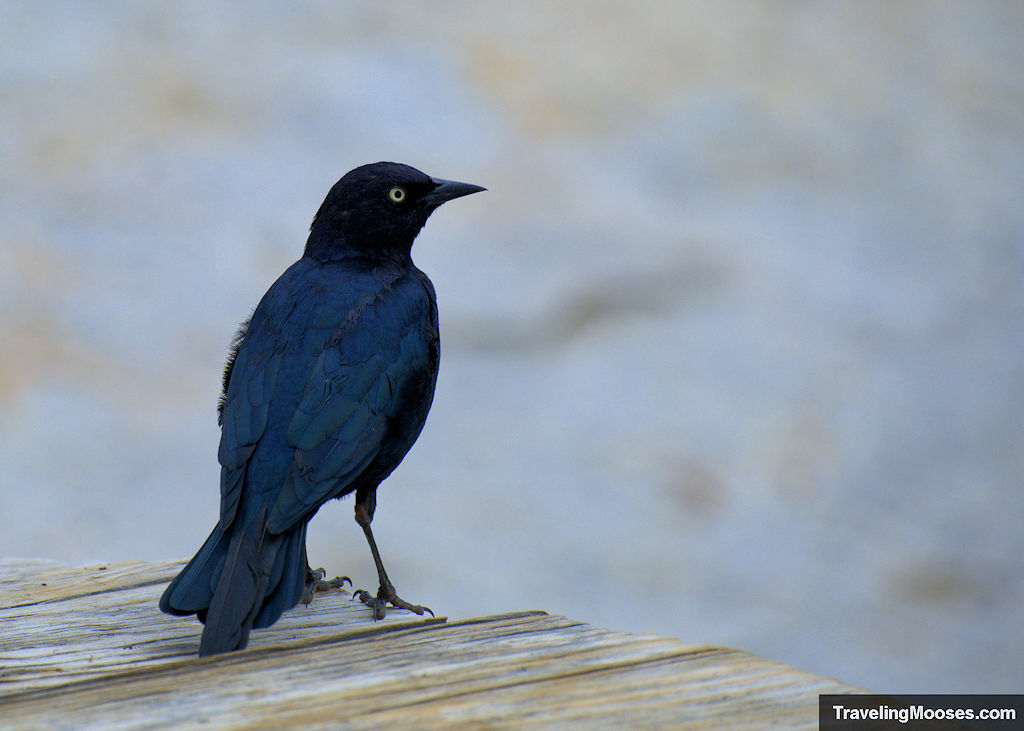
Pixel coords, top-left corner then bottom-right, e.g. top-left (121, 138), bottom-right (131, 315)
top-left (423, 177), bottom-right (487, 208)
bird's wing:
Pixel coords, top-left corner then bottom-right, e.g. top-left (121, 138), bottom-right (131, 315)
top-left (217, 259), bottom-right (324, 529)
top-left (216, 306), bottom-right (286, 529)
top-left (266, 274), bottom-right (438, 534)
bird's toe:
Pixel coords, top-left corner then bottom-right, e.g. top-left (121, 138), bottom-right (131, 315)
top-left (303, 567), bottom-right (351, 605)
top-left (354, 586), bottom-right (433, 619)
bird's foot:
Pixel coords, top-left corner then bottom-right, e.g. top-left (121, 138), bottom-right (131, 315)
top-left (302, 567), bottom-right (351, 605)
top-left (353, 582), bottom-right (433, 620)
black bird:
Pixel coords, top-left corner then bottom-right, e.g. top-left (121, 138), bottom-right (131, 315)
top-left (160, 162), bottom-right (485, 656)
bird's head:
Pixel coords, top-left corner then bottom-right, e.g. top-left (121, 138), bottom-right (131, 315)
top-left (304, 162), bottom-right (485, 262)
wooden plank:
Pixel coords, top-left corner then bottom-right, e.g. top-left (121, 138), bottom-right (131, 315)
top-left (0, 559), bottom-right (858, 728)
top-left (0, 559), bottom-right (443, 695)
top-left (0, 558), bottom-right (184, 608)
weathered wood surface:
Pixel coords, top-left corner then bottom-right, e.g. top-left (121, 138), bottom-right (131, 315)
top-left (0, 558), bottom-right (858, 729)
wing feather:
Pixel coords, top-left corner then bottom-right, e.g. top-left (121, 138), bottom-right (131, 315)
top-left (267, 277), bottom-right (435, 533)
top-left (215, 263), bottom-right (437, 536)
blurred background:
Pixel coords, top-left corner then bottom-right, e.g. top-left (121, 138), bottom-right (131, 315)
top-left (2, 1), bottom-right (1022, 694)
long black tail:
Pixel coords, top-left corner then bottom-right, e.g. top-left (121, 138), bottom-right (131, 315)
top-left (159, 508), bottom-right (309, 656)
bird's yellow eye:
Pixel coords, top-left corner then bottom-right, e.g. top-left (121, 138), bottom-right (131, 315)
top-left (388, 186), bottom-right (407, 203)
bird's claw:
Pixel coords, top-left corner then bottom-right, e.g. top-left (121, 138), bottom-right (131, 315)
top-left (354, 586), bottom-right (434, 620)
top-left (302, 567), bottom-right (351, 605)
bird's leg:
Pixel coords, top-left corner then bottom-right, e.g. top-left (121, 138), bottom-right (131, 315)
top-left (352, 502), bottom-right (433, 620)
top-left (301, 563), bottom-right (351, 605)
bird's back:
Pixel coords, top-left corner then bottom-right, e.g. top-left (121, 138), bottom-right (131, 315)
top-left (218, 255), bottom-right (440, 534)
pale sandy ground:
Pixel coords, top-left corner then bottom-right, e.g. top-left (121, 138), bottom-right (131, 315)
top-left (2, 2), bottom-right (1022, 693)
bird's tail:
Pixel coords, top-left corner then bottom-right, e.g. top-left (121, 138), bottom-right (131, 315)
top-left (160, 506), bottom-right (309, 656)
top-left (159, 522), bottom-right (232, 619)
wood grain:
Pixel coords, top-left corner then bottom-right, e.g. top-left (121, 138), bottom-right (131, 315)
top-left (0, 559), bottom-right (859, 729)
